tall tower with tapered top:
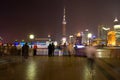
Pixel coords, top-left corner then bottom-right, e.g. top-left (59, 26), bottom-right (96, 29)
top-left (62, 8), bottom-right (66, 37)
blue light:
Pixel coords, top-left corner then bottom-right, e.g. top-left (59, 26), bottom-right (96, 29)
top-left (92, 35), bottom-right (96, 39)
top-left (14, 42), bottom-right (19, 46)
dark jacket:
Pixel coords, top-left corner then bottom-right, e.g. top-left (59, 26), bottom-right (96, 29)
top-left (22, 44), bottom-right (29, 56)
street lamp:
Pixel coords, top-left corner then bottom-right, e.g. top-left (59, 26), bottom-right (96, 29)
top-left (29, 34), bottom-right (35, 46)
top-left (88, 33), bottom-right (92, 46)
top-left (29, 34), bottom-right (35, 40)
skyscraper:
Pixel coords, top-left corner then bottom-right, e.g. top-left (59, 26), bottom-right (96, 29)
top-left (62, 8), bottom-right (67, 37)
top-left (114, 17), bottom-right (120, 46)
top-left (98, 25), bottom-right (110, 46)
top-left (82, 29), bottom-right (89, 44)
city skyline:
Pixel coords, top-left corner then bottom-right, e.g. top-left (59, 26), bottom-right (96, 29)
top-left (0, 0), bottom-right (120, 42)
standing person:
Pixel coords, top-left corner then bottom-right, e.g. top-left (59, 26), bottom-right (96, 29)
top-left (33, 44), bottom-right (37, 56)
top-left (62, 43), bottom-right (68, 56)
top-left (48, 44), bottom-right (52, 57)
top-left (22, 43), bottom-right (29, 59)
top-left (51, 43), bottom-right (55, 56)
top-left (57, 43), bottom-right (62, 56)
top-left (67, 43), bottom-right (74, 56)
top-left (85, 46), bottom-right (96, 75)
top-left (0, 44), bottom-right (4, 56)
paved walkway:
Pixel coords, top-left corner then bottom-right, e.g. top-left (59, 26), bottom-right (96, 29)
top-left (0, 56), bottom-right (120, 80)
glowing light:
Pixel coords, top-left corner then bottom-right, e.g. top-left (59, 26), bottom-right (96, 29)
top-left (48, 34), bottom-right (51, 37)
top-left (87, 33), bottom-right (92, 38)
top-left (29, 34), bottom-right (35, 39)
top-left (62, 37), bottom-right (66, 42)
top-left (85, 29), bottom-right (88, 31)
top-left (92, 35), bottom-right (96, 38)
top-left (108, 31), bottom-right (116, 46)
top-left (114, 25), bottom-right (120, 29)
top-left (54, 41), bottom-right (58, 46)
top-left (76, 45), bottom-right (85, 48)
top-left (114, 17), bottom-right (118, 22)
top-left (77, 32), bottom-right (81, 37)
top-left (69, 35), bottom-right (73, 38)
top-left (62, 21), bottom-right (66, 24)
top-left (97, 51), bottom-right (102, 58)
top-left (102, 27), bottom-right (110, 31)
top-left (62, 37), bottom-right (67, 45)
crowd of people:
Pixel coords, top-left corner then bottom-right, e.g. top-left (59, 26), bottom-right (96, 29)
top-left (47, 42), bottom-right (76, 56)
top-left (0, 43), bottom-right (35, 57)
top-left (0, 42), bottom-right (97, 60)
top-left (0, 44), bottom-right (19, 56)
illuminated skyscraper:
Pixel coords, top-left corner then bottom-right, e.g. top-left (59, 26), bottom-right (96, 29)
top-left (98, 25), bottom-right (108, 39)
top-left (98, 25), bottom-right (110, 46)
top-left (114, 17), bottom-right (120, 45)
top-left (107, 31), bottom-right (116, 46)
top-left (82, 29), bottom-right (89, 44)
top-left (62, 8), bottom-right (67, 37)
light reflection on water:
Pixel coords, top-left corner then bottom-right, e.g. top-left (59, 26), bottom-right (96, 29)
top-left (96, 49), bottom-right (111, 58)
top-left (26, 61), bottom-right (36, 80)
top-left (83, 65), bottom-right (90, 80)
top-left (97, 52), bottom-right (102, 58)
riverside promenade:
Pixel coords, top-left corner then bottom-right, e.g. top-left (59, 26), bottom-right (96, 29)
top-left (0, 48), bottom-right (120, 80)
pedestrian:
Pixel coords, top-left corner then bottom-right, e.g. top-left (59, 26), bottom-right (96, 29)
top-left (57, 43), bottom-right (62, 56)
top-left (67, 43), bottom-right (74, 56)
top-left (51, 43), bottom-right (55, 56)
top-left (33, 44), bottom-right (37, 56)
top-left (48, 44), bottom-right (52, 56)
top-left (22, 43), bottom-right (29, 59)
top-left (62, 43), bottom-right (68, 56)
top-left (85, 46), bottom-right (96, 74)
top-left (0, 44), bottom-right (4, 56)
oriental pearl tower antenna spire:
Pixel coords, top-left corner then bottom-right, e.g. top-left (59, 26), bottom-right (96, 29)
top-left (62, 7), bottom-right (67, 37)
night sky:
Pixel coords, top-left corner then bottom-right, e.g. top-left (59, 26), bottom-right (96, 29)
top-left (0, 0), bottom-right (120, 42)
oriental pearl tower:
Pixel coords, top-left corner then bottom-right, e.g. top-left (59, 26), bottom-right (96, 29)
top-left (61, 8), bottom-right (67, 44)
top-left (62, 8), bottom-right (67, 37)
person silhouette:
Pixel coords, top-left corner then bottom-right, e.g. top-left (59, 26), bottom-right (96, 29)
top-left (22, 43), bottom-right (29, 59)
top-left (51, 43), bottom-right (55, 56)
top-left (48, 44), bottom-right (52, 56)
